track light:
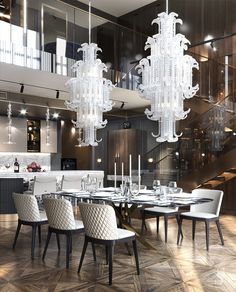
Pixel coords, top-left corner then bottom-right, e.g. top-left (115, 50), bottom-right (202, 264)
top-left (20, 84), bottom-right (24, 93)
top-left (210, 42), bottom-right (217, 51)
top-left (56, 90), bottom-right (59, 99)
top-left (120, 102), bottom-right (125, 109)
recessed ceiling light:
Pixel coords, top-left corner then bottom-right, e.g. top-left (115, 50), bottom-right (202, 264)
top-left (20, 109), bottom-right (27, 115)
top-left (53, 113), bottom-right (59, 119)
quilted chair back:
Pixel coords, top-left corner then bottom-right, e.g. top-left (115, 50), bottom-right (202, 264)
top-left (43, 198), bottom-right (76, 230)
top-left (61, 175), bottom-right (82, 190)
top-left (33, 176), bottom-right (57, 196)
top-left (191, 189), bottom-right (224, 216)
top-left (13, 193), bottom-right (41, 222)
top-left (79, 203), bottom-right (118, 240)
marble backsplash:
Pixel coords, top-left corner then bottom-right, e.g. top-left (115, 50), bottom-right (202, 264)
top-left (0, 153), bottom-right (51, 172)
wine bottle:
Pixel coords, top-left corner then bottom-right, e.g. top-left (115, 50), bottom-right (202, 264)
top-left (14, 158), bottom-right (19, 173)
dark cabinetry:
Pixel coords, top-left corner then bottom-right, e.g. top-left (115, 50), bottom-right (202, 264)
top-left (107, 129), bottom-right (146, 174)
top-left (27, 120), bottom-right (40, 152)
top-left (0, 178), bottom-right (24, 214)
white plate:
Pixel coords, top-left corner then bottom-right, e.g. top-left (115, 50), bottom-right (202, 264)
top-left (132, 195), bottom-right (154, 202)
top-left (92, 192), bottom-right (114, 198)
top-left (62, 188), bottom-right (83, 193)
top-left (139, 190), bottom-right (154, 194)
top-left (98, 187), bottom-right (117, 192)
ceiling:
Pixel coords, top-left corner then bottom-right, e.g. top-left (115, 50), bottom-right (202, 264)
top-left (77, 0), bottom-right (156, 17)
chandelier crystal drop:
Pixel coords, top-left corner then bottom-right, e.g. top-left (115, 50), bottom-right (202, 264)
top-left (5, 103), bottom-right (15, 145)
top-left (137, 1), bottom-right (199, 143)
top-left (65, 1), bottom-right (114, 147)
top-left (46, 107), bottom-right (50, 146)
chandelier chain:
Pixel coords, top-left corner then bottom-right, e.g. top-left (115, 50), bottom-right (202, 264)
top-left (89, 0), bottom-right (91, 44)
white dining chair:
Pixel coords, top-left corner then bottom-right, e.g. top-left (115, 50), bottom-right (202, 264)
top-left (141, 187), bottom-right (183, 243)
top-left (12, 193), bottom-right (48, 258)
top-left (177, 189), bottom-right (224, 251)
top-left (78, 202), bottom-right (140, 285)
top-left (61, 175), bottom-right (83, 190)
top-left (32, 176), bottom-right (57, 196)
top-left (42, 197), bottom-right (84, 268)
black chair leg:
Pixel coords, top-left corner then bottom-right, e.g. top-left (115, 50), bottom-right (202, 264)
top-left (156, 216), bottom-right (160, 233)
top-left (132, 239), bottom-right (140, 275)
top-left (164, 216), bottom-right (168, 243)
top-left (13, 220), bottom-right (21, 249)
top-left (78, 237), bottom-right (89, 273)
top-left (205, 220), bottom-right (210, 251)
top-left (105, 245), bottom-right (108, 265)
top-left (69, 235), bottom-right (72, 254)
top-left (216, 220), bottom-right (224, 245)
top-left (192, 220), bottom-right (196, 241)
top-left (141, 211), bottom-right (146, 234)
top-left (66, 234), bottom-right (72, 269)
top-left (91, 243), bottom-right (96, 262)
top-left (31, 225), bottom-right (37, 259)
top-left (175, 215), bottom-right (183, 239)
top-left (42, 230), bottom-right (52, 260)
top-left (56, 234), bottom-right (60, 251)
top-left (108, 243), bottom-right (114, 286)
top-left (38, 225), bottom-right (41, 244)
top-left (177, 218), bottom-right (183, 245)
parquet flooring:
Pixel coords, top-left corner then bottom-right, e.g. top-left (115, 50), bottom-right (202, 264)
top-left (0, 212), bottom-right (236, 291)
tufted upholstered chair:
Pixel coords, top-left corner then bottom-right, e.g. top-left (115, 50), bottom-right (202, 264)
top-left (178, 189), bottom-right (224, 251)
top-left (141, 188), bottom-right (183, 243)
top-left (78, 202), bottom-right (140, 285)
top-left (42, 197), bottom-right (84, 268)
top-left (12, 193), bottom-right (48, 258)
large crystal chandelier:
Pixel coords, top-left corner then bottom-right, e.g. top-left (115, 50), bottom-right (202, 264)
top-left (137, 0), bottom-right (199, 142)
top-left (65, 1), bottom-right (113, 146)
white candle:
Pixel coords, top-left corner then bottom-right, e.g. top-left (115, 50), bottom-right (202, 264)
top-left (138, 154), bottom-right (141, 191)
top-left (129, 154), bottom-right (132, 184)
top-left (114, 162), bottom-right (117, 189)
top-left (121, 162), bottom-right (124, 187)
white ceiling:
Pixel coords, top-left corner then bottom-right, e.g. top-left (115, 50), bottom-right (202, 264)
top-left (78, 0), bottom-right (155, 17)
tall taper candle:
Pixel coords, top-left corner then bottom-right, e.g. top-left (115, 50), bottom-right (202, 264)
top-left (129, 154), bottom-right (132, 184)
top-left (114, 162), bottom-right (117, 189)
top-left (138, 154), bottom-right (141, 191)
top-left (121, 162), bottom-right (124, 187)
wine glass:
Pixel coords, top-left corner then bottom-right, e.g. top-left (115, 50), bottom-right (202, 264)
top-left (130, 183), bottom-right (139, 198)
top-left (168, 181), bottom-right (177, 188)
top-left (153, 180), bottom-right (161, 194)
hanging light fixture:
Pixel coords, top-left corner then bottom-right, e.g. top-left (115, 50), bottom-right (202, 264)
top-left (4, 103), bottom-right (15, 144)
top-left (137, 0), bottom-right (199, 142)
top-left (46, 107), bottom-right (50, 146)
top-left (203, 107), bottom-right (226, 151)
top-left (65, 1), bottom-right (114, 146)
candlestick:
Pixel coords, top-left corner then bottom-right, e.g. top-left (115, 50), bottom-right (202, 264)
top-left (138, 154), bottom-right (141, 191)
top-left (114, 162), bottom-right (117, 189)
top-left (129, 154), bottom-right (132, 184)
top-left (121, 162), bottom-right (124, 187)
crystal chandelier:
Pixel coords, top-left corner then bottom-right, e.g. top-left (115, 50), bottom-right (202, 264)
top-left (46, 107), bottom-right (50, 146)
top-left (204, 107), bottom-right (226, 151)
top-left (137, 0), bottom-right (199, 142)
top-left (4, 103), bottom-right (15, 144)
top-left (65, 1), bottom-right (114, 146)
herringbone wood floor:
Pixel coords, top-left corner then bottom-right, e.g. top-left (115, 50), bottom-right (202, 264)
top-left (0, 212), bottom-right (236, 291)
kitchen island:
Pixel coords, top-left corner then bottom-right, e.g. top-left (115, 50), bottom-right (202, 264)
top-left (0, 170), bottom-right (104, 214)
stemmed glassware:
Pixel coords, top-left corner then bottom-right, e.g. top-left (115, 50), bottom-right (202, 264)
top-left (129, 183), bottom-right (139, 198)
top-left (168, 181), bottom-right (177, 188)
top-left (85, 176), bottom-right (97, 196)
top-left (153, 180), bottom-right (161, 195)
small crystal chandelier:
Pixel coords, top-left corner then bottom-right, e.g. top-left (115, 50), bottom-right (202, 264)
top-left (46, 107), bottom-right (50, 146)
top-left (204, 107), bottom-right (226, 151)
top-left (137, 0), bottom-right (199, 142)
top-left (65, 1), bottom-right (114, 146)
top-left (4, 103), bottom-right (15, 144)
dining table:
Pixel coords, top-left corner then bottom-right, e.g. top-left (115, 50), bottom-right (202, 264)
top-left (47, 187), bottom-right (213, 250)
